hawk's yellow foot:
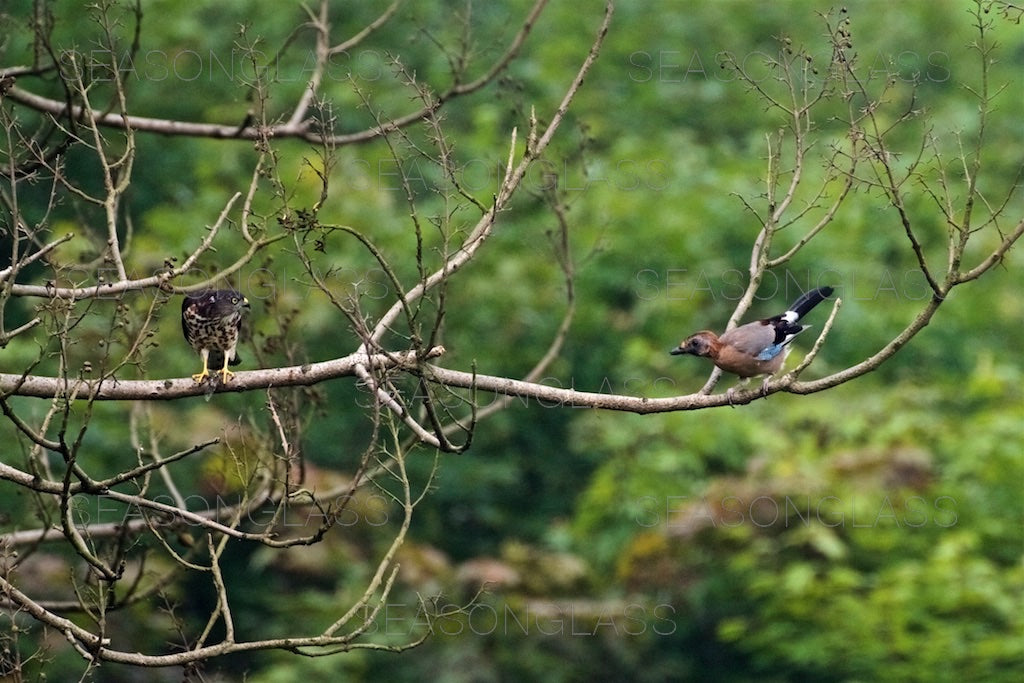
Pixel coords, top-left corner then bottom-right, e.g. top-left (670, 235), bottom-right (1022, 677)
top-left (191, 358), bottom-right (211, 383)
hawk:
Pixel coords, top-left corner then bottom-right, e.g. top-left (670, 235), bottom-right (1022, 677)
top-left (181, 289), bottom-right (250, 383)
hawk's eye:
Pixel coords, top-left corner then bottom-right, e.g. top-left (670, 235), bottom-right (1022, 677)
top-left (231, 296), bottom-right (238, 304)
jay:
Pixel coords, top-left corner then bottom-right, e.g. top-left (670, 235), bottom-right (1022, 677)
top-left (671, 286), bottom-right (834, 396)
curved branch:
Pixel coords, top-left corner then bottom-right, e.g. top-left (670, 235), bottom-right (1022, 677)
top-left (788, 293), bottom-right (944, 394)
top-left (6, 236), bottom-right (287, 300)
top-left (956, 216), bottom-right (1024, 283)
top-left (0, 570), bottom-right (424, 667)
top-left (3, 0), bottom-right (549, 148)
top-left (0, 232), bottom-right (75, 283)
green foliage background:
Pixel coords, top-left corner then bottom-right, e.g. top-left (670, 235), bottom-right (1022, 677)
top-left (1, 0), bottom-right (1021, 680)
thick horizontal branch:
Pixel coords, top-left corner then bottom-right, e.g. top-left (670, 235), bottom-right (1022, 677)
top-left (421, 365), bottom-right (765, 413)
top-left (0, 348), bottom-right (443, 400)
top-left (0, 346), bottom-right (803, 409)
top-left (419, 292), bottom-right (920, 413)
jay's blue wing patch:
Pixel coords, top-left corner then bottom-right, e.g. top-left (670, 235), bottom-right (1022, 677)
top-left (755, 342), bottom-right (788, 361)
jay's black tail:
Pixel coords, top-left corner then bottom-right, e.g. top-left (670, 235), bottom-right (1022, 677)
top-left (786, 286), bottom-right (834, 321)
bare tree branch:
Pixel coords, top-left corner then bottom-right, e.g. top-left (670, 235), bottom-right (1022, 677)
top-left (2, 0), bottom-right (548, 147)
top-left (0, 347), bottom-right (444, 400)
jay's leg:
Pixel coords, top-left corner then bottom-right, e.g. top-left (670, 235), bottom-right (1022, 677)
top-left (726, 377), bottom-right (751, 407)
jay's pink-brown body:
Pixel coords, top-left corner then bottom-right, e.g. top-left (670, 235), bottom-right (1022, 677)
top-left (671, 287), bottom-right (834, 380)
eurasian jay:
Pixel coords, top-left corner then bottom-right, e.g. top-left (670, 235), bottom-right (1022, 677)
top-left (671, 286), bottom-right (834, 393)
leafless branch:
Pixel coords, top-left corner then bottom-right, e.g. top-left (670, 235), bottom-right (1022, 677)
top-left (3, 0), bottom-right (548, 148)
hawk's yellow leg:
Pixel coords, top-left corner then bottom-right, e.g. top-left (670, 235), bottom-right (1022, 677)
top-left (192, 350), bottom-right (211, 383)
top-left (218, 355), bottom-right (235, 383)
